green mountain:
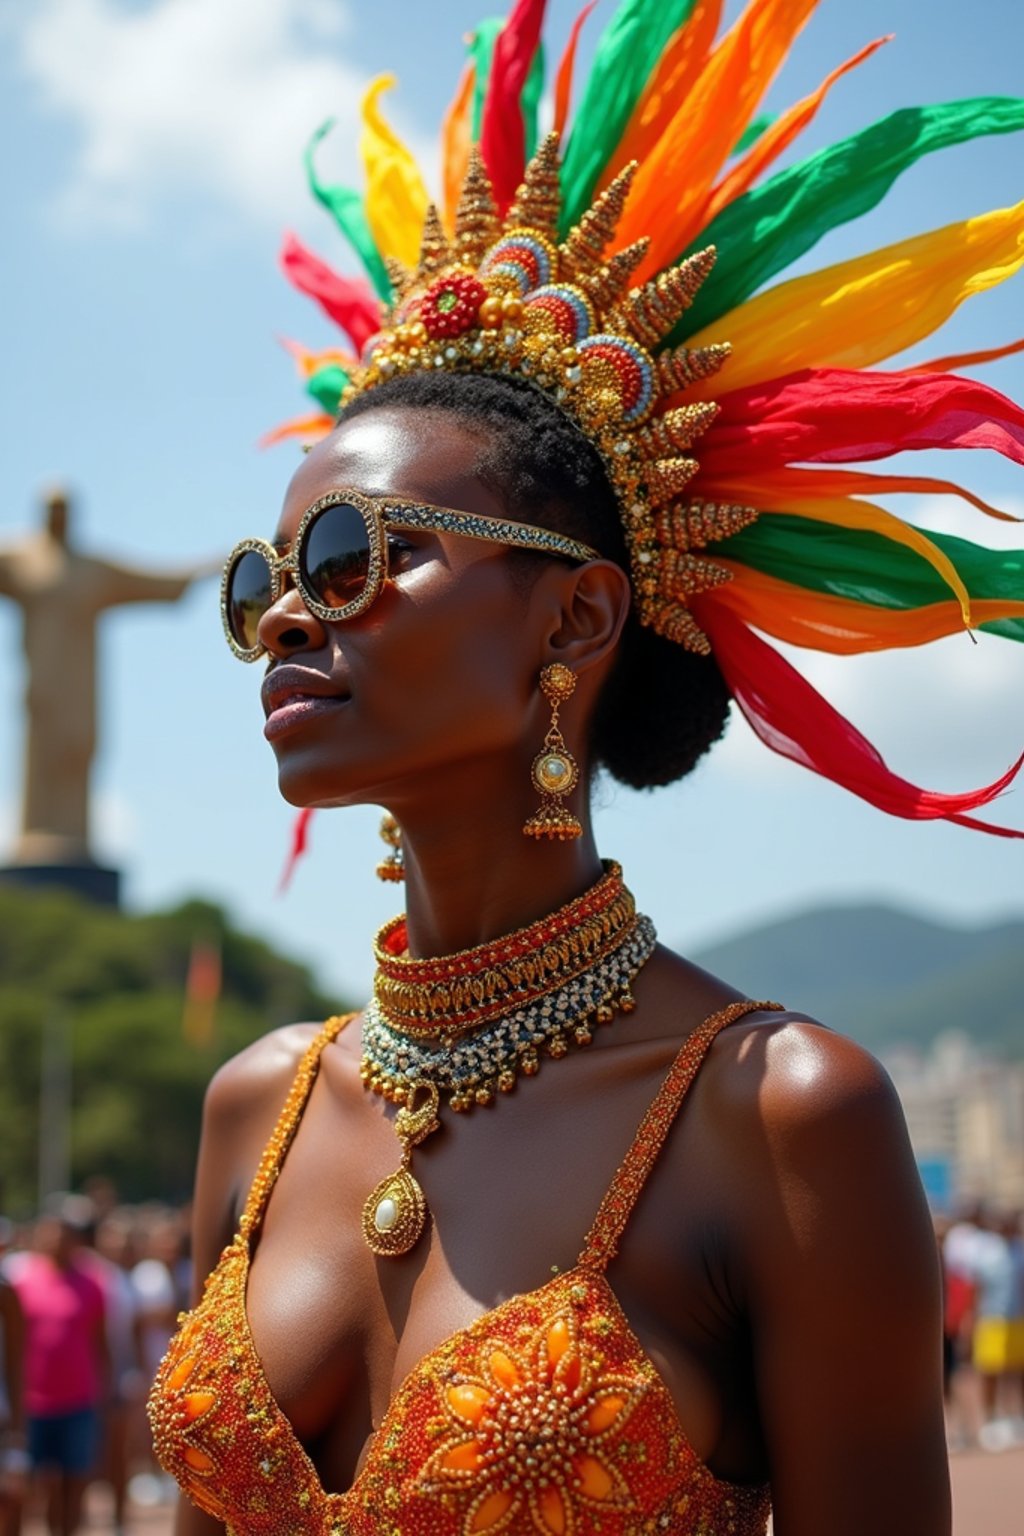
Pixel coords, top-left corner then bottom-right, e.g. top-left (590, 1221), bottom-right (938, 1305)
top-left (0, 885), bottom-right (343, 1214)
top-left (690, 904), bottom-right (1024, 1057)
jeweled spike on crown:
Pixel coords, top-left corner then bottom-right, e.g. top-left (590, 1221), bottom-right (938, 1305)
top-left (656, 342), bottom-right (732, 394)
top-left (418, 205), bottom-right (451, 277)
top-left (653, 603), bottom-right (714, 655)
top-left (505, 132), bottom-right (562, 239)
top-left (384, 254), bottom-right (413, 303)
top-left (646, 457), bottom-right (700, 506)
top-left (558, 163), bottom-right (637, 278)
top-left (654, 499), bottom-right (758, 552)
top-left (454, 148), bottom-right (501, 265)
top-left (582, 238), bottom-right (651, 310)
top-left (660, 549), bottom-right (733, 601)
top-left (637, 403), bottom-right (719, 457)
top-left (626, 248), bottom-right (718, 349)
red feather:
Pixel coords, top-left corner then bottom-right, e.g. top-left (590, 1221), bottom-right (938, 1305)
top-left (694, 596), bottom-right (1024, 837)
top-left (278, 808), bottom-right (315, 894)
top-left (695, 366), bottom-right (1024, 480)
top-left (280, 232), bottom-right (380, 352)
top-left (480, 0), bottom-right (548, 212)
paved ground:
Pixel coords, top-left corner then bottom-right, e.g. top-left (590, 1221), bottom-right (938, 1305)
top-left (21, 1446), bottom-right (1024, 1536)
top-left (949, 1444), bottom-right (1024, 1536)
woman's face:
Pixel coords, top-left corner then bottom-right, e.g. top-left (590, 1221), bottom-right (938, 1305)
top-left (257, 405), bottom-right (551, 813)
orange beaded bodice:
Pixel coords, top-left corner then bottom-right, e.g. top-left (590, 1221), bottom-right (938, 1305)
top-left (149, 1002), bottom-right (778, 1535)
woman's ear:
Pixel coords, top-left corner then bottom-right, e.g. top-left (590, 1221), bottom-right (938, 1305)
top-left (528, 558), bottom-right (632, 678)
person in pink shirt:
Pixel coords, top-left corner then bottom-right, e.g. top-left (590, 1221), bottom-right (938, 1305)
top-left (7, 1201), bottom-right (107, 1536)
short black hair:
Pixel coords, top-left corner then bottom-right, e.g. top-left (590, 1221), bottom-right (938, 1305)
top-left (338, 371), bottom-right (731, 789)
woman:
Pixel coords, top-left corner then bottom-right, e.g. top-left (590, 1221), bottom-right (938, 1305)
top-left (155, 383), bottom-right (950, 1534)
top-left (151, 3), bottom-right (1024, 1531)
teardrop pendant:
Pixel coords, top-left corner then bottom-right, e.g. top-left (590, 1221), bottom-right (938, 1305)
top-left (361, 1168), bottom-right (427, 1257)
top-left (361, 1080), bottom-right (440, 1259)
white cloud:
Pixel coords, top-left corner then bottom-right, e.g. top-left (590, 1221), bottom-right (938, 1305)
top-left (912, 492), bottom-right (1024, 549)
top-left (10, 0), bottom-right (435, 233)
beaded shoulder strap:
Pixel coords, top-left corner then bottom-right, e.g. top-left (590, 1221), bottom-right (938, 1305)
top-left (577, 1000), bottom-right (782, 1272)
top-left (239, 1013), bottom-right (357, 1242)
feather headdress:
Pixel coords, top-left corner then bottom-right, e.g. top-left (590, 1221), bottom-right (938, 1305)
top-left (271, 0), bottom-right (1024, 864)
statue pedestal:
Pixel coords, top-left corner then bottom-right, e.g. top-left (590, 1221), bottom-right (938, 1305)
top-left (0, 860), bottom-right (121, 908)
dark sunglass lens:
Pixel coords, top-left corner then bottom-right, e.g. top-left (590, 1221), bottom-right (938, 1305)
top-left (227, 549), bottom-right (273, 651)
top-left (301, 501), bottom-right (372, 611)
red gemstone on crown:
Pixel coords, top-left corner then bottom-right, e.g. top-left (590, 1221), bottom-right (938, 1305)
top-left (419, 273), bottom-right (487, 340)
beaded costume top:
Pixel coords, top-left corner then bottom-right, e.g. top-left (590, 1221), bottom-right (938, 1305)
top-left (149, 1001), bottom-right (778, 1536)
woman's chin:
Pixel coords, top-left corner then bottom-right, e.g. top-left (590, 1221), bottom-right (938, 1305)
top-left (274, 754), bottom-right (379, 812)
top-left (275, 757), bottom-right (348, 810)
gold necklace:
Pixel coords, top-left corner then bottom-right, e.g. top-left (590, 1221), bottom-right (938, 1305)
top-left (370, 861), bottom-right (635, 1041)
top-left (359, 868), bottom-right (656, 1258)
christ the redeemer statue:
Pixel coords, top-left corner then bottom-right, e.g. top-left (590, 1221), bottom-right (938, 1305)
top-left (0, 488), bottom-right (211, 901)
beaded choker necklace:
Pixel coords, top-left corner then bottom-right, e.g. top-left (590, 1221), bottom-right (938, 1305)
top-left (360, 862), bottom-right (656, 1258)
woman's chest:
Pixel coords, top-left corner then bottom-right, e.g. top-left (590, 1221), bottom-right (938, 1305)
top-left (157, 1253), bottom-right (770, 1536)
top-left (240, 1093), bottom-right (754, 1491)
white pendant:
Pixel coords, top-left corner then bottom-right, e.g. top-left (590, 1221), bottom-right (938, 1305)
top-left (373, 1197), bottom-right (398, 1232)
top-left (361, 1168), bottom-right (428, 1257)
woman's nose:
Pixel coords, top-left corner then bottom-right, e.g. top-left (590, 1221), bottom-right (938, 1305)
top-left (257, 584), bottom-right (330, 658)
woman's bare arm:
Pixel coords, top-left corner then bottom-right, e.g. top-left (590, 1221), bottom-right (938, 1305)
top-left (734, 1022), bottom-right (949, 1534)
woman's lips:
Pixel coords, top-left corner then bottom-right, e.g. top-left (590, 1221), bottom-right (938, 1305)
top-left (263, 694), bottom-right (348, 741)
top-left (260, 666), bottom-right (348, 743)
top-left (261, 664), bottom-right (349, 741)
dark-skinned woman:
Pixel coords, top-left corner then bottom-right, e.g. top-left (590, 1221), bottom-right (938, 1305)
top-left (149, 6), bottom-right (1024, 1533)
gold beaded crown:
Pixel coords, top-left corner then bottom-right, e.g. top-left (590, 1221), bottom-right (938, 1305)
top-left (339, 135), bottom-right (752, 657)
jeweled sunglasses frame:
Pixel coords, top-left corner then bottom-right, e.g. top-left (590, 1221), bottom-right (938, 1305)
top-left (220, 487), bottom-right (601, 662)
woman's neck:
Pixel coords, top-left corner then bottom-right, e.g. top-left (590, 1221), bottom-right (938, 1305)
top-left (392, 811), bottom-right (604, 959)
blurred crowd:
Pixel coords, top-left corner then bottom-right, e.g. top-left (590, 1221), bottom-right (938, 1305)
top-left (0, 1187), bottom-right (191, 1536)
top-left (938, 1204), bottom-right (1024, 1453)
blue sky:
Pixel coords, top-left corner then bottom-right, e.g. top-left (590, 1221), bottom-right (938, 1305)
top-left (1, 0), bottom-right (1022, 1003)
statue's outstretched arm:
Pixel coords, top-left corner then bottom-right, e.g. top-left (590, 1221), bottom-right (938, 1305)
top-left (95, 557), bottom-right (219, 608)
top-left (0, 548), bottom-right (21, 600)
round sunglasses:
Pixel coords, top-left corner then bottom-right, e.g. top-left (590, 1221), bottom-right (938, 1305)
top-left (220, 488), bottom-right (601, 661)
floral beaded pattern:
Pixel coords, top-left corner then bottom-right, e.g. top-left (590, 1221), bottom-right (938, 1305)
top-left (149, 1004), bottom-right (778, 1536)
top-left (148, 1016), bottom-right (356, 1534)
top-left (418, 1307), bottom-right (643, 1531)
top-left (149, 1241), bottom-right (336, 1533)
top-left (355, 1266), bottom-right (770, 1536)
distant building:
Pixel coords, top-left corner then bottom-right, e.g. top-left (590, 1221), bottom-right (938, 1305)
top-left (884, 1033), bottom-right (1024, 1210)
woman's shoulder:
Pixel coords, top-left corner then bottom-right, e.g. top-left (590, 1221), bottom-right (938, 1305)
top-left (653, 947), bottom-right (897, 1133)
top-left (706, 1006), bottom-right (899, 1129)
top-left (693, 1003), bottom-right (921, 1247)
top-left (202, 1020), bottom-right (335, 1130)
top-left (191, 1021), bottom-right (355, 1265)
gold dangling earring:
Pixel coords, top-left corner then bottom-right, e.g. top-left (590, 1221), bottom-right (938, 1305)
top-left (376, 813), bottom-right (405, 882)
top-left (523, 663), bottom-right (583, 841)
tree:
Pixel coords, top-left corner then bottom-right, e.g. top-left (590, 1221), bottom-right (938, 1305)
top-left (0, 887), bottom-right (343, 1214)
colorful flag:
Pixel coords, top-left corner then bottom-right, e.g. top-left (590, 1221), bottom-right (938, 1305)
top-left (182, 938), bottom-right (221, 1047)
